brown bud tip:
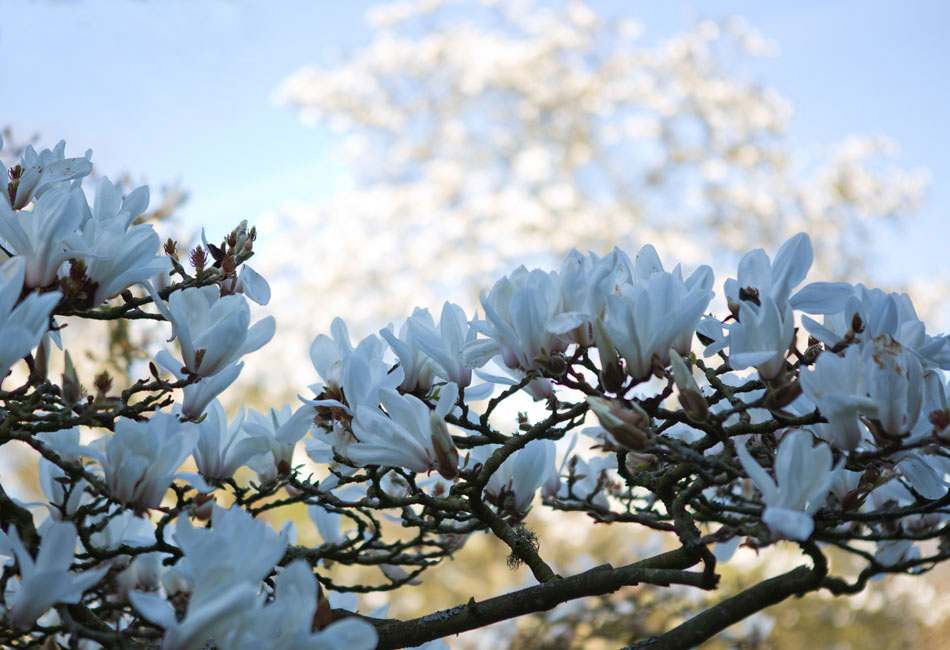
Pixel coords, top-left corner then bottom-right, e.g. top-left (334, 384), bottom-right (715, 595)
top-left (189, 246), bottom-right (208, 272)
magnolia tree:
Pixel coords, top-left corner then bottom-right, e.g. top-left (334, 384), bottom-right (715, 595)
top-left (2, 138), bottom-right (950, 650)
top-left (271, 0), bottom-right (928, 339)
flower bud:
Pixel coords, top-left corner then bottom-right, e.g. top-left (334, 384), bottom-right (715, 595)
top-left (61, 351), bottom-right (81, 406)
top-left (669, 350), bottom-right (707, 423)
top-left (593, 317), bottom-right (624, 393)
top-left (430, 412), bottom-right (459, 480)
top-left (587, 396), bottom-right (652, 450)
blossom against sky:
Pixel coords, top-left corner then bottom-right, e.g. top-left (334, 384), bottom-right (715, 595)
top-left (1, 0), bottom-right (948, 280)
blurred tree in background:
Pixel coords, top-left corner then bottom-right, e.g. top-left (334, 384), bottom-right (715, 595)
top-left (258, 3), bottom-right (944, 648)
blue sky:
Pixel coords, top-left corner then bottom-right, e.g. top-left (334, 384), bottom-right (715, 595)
top-left (2, 0), bottom-right (948, 283)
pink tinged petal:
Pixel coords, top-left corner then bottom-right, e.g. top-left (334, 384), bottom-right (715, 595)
top-left (762, 506), bottom-right (815, 541)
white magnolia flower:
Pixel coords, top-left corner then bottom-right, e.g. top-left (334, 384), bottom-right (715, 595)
top-left (380, 308), bottom-right (438, 392)
top-left (471, 266), bottom-right (566, 373)
top-left (477, 438), bottom-right (558, 513)
top-left (192, 400), bottom-right (270, 480)
top-left (727, 297), bottom-right (796, 380)
top-left (1, 521), bottom-right (108, 629)
top-left (228, 561), bottom-right (377, 650)
top-left (348, 384), bottom-right (459, 477)
top-left (307, 330), bottom-right (404, 413)
top-left (407, 301), bottom-right (480, 387)
top-left (552, 247), bottom-right (632, 346)
top-left (83, 413), bottom-right (198, 509)
top-left (796, 285), bottom-right (950, 370)
top-left (244, 402), bottom-right (317, 481)
top-left (65, 179), bottom-right (169, 306)
top-left (2, 139), bottom-right (93, 210)
top-left (154, 285), bottom-right (275, 377)
top-left (725, 232), bottom-right (813, 313)
top-left (737, 430), bottom-right (840, 541)
top-left (603, 268), bottom-right (713, 381)
top-left (129, 506), bottom-right (289, 650)
top-left (799, 346), bottom-right (874, 450)
top-left (0, 186), bottom-right (85, 288)
top-left (0, 256), bottom-right (62, 382)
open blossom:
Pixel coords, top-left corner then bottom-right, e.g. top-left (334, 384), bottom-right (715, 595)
top-left (348, 384), bottom-right (459, 477)
top-left (474, 439), bottom-right (558, 513)
top-left (737, 430), bottom-right (840, 541)
top-left (65, 178), bottom-right (170, 305)
top-left (799, 345), bottom-right (875, 450)
top-left (1, 138), bottom-right (93, 210)
top-left (154, 286), bottom-right (275, 377)
top-left (308, 328), bottom-right (403, 413)
top-left (130, 506), bottom-right (289, 650)
top-left (795, 284), bottom-right (950, 370)
top-left (1, 521), bottom-right (108, 629)
top-left (228, 560), bottom-right (377, 650)
top-left (380, 308), bottom-right (438, 392)
top-left (724, 232), bottom-right (813, 313)
top-left (192, 400), bottom-right (270, 480)
top-left (0, 256), bottom-right (62, 381)
top-left (244, 402), bottom-right (317, 480)
top-left (602, 268), bottom-right (713, 381)
top-left (407, 301), bottom-right (480, 388)
top-left (553, 247), bottom-right (632, 346)
top-left (83, 414), bottom-right (198, 509)
top-left (471, 266), bottom-right (567, 372)
top-left (727, 297), bottom-right (796, 380)
top-left (0, 186), bottom-right (86, 288)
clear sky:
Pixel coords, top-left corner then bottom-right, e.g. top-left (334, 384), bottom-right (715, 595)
top-left (2, 0), bottom-right (948, 283)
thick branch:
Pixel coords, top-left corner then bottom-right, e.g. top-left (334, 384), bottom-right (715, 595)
top-left (374, 546), bottom-right (708, 649)
top-left (625, 545), bottom-right (828, 649)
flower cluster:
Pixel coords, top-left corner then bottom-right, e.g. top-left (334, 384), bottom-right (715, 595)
top-left (2, 136), bottom-right (950, 650)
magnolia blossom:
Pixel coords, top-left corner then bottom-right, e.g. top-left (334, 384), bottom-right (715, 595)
top-left (348, 384), bottom-right (460, 477)
top-left (380, 308), bottom-right (438, 392)
top-left (727, 297), bottom-right (795, 380)
top-left (602, 268), bottom-right (713, 381)
top-left (130, 506), bottom-right (289, 650)
top-left (244, 402), bottom-right (317, 481)
top-left (0, 186), bottom-right (85, 288)
top-left (1, 521), bottom-right (108, 629)
top-left (192, 400), bottom-right (270, 480)
top-left (407, 301), bottom-right (480, 388)
top-left (1, 138), bottom-right (93, 210)
top-left (154, 286), bottom-right (275, 378)
top-left (83, 414), bottom-right (198, 509)
top-left (66, 178), bottom-right (169, 305)
top-left (471, 266), bottom-right (567, 373)
top-left (724, 232), bottom-right (813, 313)
top-left (799, 346), bottom-right (874, 450)
top-left (228, 561), bottom-right (377, 650)
top-left (477, 439), bottom-right (558, 513)
top-left (0, 256), bottom-right (62, 381)
top-left (736, 430), bottom-right (839, 541)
